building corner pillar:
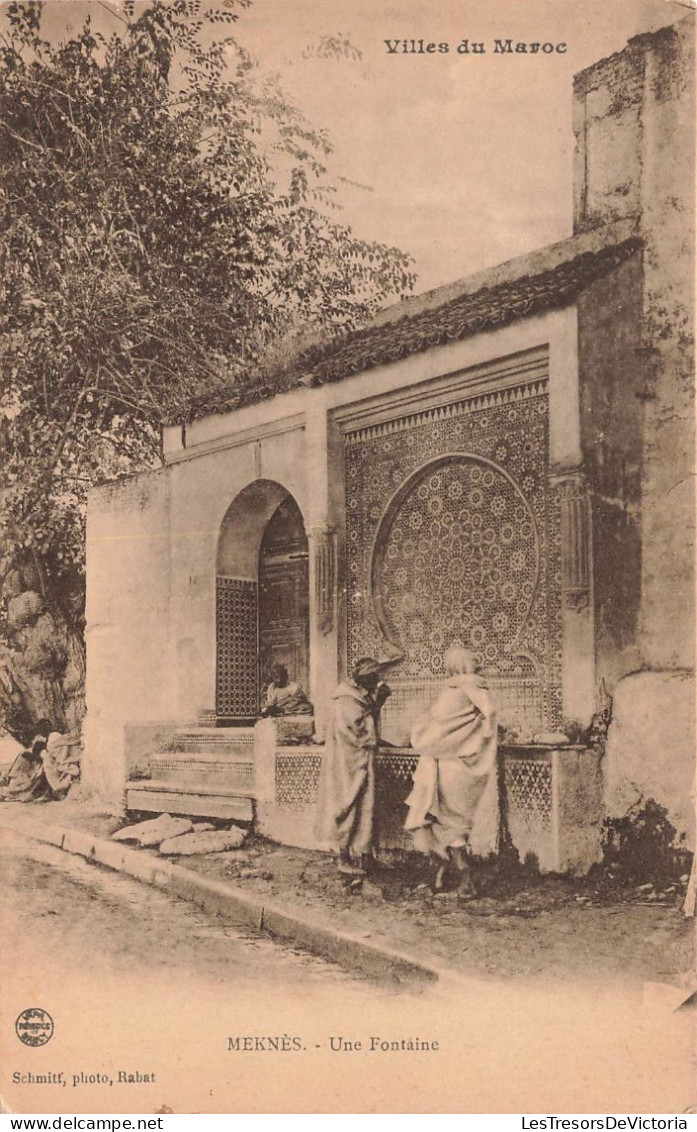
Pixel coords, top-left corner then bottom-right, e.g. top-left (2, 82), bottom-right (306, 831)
top-left (550, 467), bottom-right (596, 726)
top-left (308, 523), bottom-right (336, 635)
top-left (307, 523), bottom-right (337, 738)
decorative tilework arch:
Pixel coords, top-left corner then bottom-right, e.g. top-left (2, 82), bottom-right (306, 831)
top-left (344, 378), bottom-right (562, 743)
top-left (370, 453), bottom-right (541, 665)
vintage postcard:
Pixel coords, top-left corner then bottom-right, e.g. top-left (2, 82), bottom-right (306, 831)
top-left (0, 0), bottom-right (694, 1116)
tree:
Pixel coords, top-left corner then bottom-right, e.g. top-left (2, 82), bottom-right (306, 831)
top-left (0, 0), bottom-right (415, 740)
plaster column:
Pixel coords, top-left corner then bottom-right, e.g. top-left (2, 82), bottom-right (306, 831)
top-left (636, 24), bottom-right (696, 672)
top-left (309, 523), bottom-right (336, 634)
top-left (548, 307), bottom-right (580, 469)
top-left (546, 307), bottom-right (595, 726)
top-left (305, 398), bottom-right (338, 735)
top-left (551, 468), bottom-right (596, 726)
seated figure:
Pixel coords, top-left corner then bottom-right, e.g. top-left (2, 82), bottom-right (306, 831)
top-left (41, 730), bottom-right (81, 798)
top-left (261, 664), bottom-right (312, 717)
top-left (0, 719), bottom-right (53, 802)
top-left (0, 718), bottom-right (81, 802)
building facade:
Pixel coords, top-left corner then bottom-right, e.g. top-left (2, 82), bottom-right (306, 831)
top-left (83, 18), bottom-right (695, 862)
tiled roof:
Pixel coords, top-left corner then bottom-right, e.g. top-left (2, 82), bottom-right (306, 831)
top-left (188, 233), bottom-right (642, 420)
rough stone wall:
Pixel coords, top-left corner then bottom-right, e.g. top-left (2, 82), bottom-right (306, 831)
top-left (574, 17), bottom-right (695, 840)
top-left (636, 20), bottom-right (695, 672)
top-left (578, 255), bottom-right (644, 689)
top-left (574, 19), bottom-right (695, 672)
top-left (573, 41), bottom-right (645, 232)
top-left (82, 468), bottom-right (174, 809)
top-left (604, 671), bottom-right (695, 850)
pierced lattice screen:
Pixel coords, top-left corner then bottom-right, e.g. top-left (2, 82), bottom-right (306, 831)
top-left (215, 577), bottom-right (259, 716)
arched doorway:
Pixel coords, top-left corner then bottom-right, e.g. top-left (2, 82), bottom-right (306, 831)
top-left (216, 481), bottom-right (309, 722)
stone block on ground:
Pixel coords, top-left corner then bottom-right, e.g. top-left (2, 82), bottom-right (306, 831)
top-left (158, 828), bottom-right (247, 856)
top-left (112, 814), bottom-right (194, 846)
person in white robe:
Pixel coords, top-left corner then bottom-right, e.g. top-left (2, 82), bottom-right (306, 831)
top-left (405, 646), bottom-right (499, 896)
top-left (41, 730), bottom-right (81, 798)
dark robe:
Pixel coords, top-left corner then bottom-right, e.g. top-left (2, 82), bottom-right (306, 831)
top-left (315, 680), bottom-right (379, 855)
top-left (0, 750), bottom-right (51, 802)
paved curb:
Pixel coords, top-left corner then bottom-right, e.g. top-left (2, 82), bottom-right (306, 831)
top-left (1, 815), bottom-right (440, 987)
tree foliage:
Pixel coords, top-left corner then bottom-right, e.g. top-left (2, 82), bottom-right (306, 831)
top-left (0, 0), bottom-right (414, 583)
top-left (0, 0), bottom-right (414, 735)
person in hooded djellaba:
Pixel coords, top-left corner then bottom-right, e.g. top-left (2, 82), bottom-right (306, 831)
top-left (315, 657), bottom-right (392, 880)
top-left (405, 645), bottom-right (499, 899)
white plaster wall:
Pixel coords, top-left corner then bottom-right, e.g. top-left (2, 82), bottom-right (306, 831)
top-left (82, 469), bottom-right (173, 809)
top-left (90, 306), bottom-right (589, 792)
top-left (165, 425), bottom-right (309, 721)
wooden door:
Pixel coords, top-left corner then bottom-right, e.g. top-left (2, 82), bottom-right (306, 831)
top-left (258, 496), bottom-right (309, 696)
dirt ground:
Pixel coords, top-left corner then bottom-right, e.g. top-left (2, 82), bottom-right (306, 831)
top-left (4, 797), bottom-right (694, 991)
top-left (174, 835), bottom-right (694, 988)
top-left (0, 831), bottom-right (378, 992)
top-left (4, 822), bottom-right (696, 1115)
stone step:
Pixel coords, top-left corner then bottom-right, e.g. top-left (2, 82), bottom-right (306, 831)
top-left (166, 727), bottom-right (256, 757)
top-left (149, 751), bottom-right (254, 791)
top-left (125, 781), bottom-right (254, 823)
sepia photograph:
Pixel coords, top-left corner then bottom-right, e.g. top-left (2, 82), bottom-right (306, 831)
top-left (0, 0), bottom-right (694, 1116)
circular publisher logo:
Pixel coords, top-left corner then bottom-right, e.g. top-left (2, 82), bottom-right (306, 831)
top-left (15, 1008), bottom-right (54, 1047)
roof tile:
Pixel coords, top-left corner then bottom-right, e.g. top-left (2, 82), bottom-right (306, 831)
top-left (188, 235), bottom-right (641, 421)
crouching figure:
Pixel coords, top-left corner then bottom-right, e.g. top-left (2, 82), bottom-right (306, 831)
top-left (405, 646), bottom-right (499, 898)
top-left (261, 664), bottom-right (312, 717)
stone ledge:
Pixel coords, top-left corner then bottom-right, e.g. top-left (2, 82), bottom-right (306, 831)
top-left (127, 780), bottom-right (256, 799)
